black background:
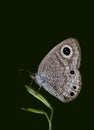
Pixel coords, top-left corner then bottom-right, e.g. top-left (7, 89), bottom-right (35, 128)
top-left (2, 1), bottom-right (94, 130)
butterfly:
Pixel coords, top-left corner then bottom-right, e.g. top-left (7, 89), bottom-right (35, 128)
top-left (31, 38), bottom-right (82, 102)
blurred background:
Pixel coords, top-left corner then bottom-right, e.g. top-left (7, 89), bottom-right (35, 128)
top-left (3, 1), bottom-right (94, 130)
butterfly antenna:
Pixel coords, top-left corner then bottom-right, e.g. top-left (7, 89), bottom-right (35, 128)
top-left (18, 69), bottom-right (36, 86)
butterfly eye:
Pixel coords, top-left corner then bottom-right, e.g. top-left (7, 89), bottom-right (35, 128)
top-left (61, 45), bottom-right (73, 59)
top-left (63, 47), bottom-right (70, 55)
top-left (70, 92), bottom-right (74, 96)
top-left (70, 70), bottom-right (75, 74)
top-left (73, 86), bottom-right (76, 89)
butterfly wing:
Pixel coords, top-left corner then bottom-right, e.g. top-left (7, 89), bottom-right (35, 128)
top-left (35, 38), bottom-right (81, 102)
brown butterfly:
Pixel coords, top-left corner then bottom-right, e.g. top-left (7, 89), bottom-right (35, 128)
top-left (31, 38), bottom-right (82, 102)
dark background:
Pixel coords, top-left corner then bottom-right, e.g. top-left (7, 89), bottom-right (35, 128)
top-left (2, 1), bottom-right (94, 130)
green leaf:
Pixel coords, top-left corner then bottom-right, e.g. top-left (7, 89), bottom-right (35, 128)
top-left (21, 107), bottom-right (52, 130)
top-left (22, 85), bottom-right (54, 130)
top-left (21, 107), bottom-right (46, 115)
top-left (25, 85), bottom-right (52, 109)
